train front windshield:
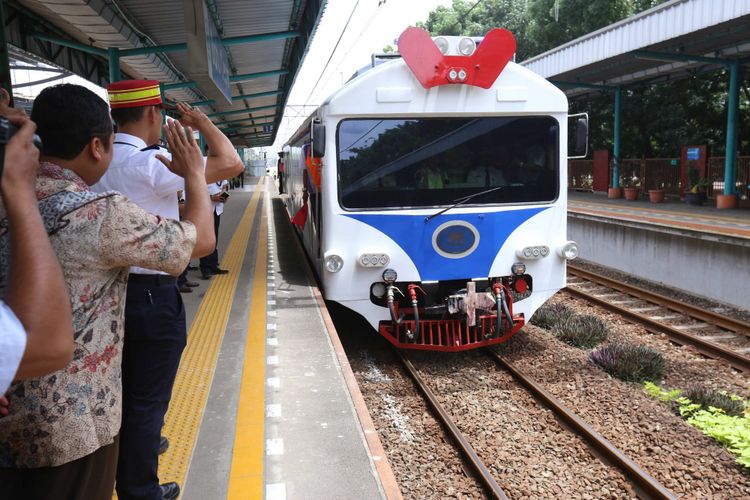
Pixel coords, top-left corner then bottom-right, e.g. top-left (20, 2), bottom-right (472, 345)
top-left (337, 116), bottom-right (559, 209)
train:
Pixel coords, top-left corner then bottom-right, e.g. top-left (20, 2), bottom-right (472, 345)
top-left (281, 27), bottom-right (583, 351)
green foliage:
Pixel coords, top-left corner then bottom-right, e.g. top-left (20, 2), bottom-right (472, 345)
top-left (529, 302), bottom-right (574, 329)
top-left (526, 0), bottom-right (632, 55)
top-left (418, 0), bottom-right (750, 157)
top-left (419, 0), bottom-right (535, 59)
top-left (589, 342), bottom-right (665, 383)
top-left (553, 314), bottom-right (609, 349)
top-left (643, 382), bottom-right (750, 468)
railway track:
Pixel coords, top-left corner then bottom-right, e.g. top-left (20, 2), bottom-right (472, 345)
top-left (393, 348), bottom-right (676, 499)
top-left (566, 263), bottom-right (750, 372)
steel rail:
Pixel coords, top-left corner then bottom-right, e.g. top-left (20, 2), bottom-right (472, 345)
top-left (484, 350), bottom-right (676, 500)
top-left (393, 349), bottom-right (508, 500)
top-left (565, 271), bottom-right (750, 372)
top-left (568, 264), bottom-right (750, 335)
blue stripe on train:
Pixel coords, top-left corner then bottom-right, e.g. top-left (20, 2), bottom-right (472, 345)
top-left (344, 208), bottom-right (548, 281)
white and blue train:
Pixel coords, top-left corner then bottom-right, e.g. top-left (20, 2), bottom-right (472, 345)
top-left (282, 27), bottom-right (582, 351)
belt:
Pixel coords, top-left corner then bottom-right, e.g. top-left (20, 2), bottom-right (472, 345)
top-left (128, 274), bottom-right (177, 286)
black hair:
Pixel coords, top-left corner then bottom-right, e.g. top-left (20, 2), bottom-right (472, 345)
top-left (111, 106), bottom-right (149, 127)
top-left (31, 84), bottom-right (113, 160)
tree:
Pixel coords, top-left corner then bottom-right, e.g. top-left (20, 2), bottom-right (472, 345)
top-left (419, 0), bottom-right (536, 60)
top-left (526, 0), bottom-right (632, 56)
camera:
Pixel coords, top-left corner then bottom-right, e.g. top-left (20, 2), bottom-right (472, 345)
top-left (0, 116), bottom-right (43, 180)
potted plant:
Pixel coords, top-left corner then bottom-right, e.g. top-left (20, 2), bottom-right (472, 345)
top-left (648, 183), bottom-right (665, 203)
top-left (684, 166), bottom-right (709, 206)
top-left (622, 176), bottom-right (640, 201)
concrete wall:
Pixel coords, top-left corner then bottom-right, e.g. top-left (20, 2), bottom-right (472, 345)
top-left (568, 213), bottom-right (750, 310)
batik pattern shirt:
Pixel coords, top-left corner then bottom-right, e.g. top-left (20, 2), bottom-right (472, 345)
top-left (0, 163), bottom-right (196, 468)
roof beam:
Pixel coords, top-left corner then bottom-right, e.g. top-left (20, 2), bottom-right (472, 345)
top-left (31, 31), bottom-right (300, 58)
top-left (162, 69), bottom-right (288, 91)
top-left (551, 80), bottom-right (618, 91)
top-left (207, 103), bottom-right (280, 118)
top-left (213, 114), bottom-right (277, 126)
top-left (631, 49), bottom-right (733, 67)
top-left (190, 89), bottom-right (283, 107)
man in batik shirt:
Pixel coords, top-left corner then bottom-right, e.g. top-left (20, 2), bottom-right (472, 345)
top-left (0, 84), bottom-right (215, 500)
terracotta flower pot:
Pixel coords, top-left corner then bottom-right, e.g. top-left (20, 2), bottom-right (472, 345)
top-left (608, 187), bottom-right (623, 199)
top-left (716, 194), bottom-right (737, 209)
top-left (648, 189), bottom-right (665, 203)
top-left (623, 187), bottom-right (639, 201)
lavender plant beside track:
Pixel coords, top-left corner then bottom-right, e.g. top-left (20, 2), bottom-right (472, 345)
top-left (589, 342), bottom-right (665, 383)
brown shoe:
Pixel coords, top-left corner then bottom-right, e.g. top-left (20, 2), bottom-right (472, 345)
top-left (179, 284), bottom-right (193, 293)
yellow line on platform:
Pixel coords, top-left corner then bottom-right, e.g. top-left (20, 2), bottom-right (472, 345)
top-left (157, 178), bottom-right (265, 489)
top-left (227, 191), bottom-right (268, 498)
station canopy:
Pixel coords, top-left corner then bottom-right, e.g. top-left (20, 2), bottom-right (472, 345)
top-left (522, 0), bottom-right (750, 97)
top-left (3, 0), bottom-right (326, 146)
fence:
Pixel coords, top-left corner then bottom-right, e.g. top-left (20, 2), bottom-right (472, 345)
top-left (569, 156), bottom-right (750, 199)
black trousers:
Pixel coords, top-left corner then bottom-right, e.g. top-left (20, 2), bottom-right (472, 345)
top-left (0, 435), bottom-right (119, 500)
top-left (116, 276), bottom-right (186, 500)
top-left (199, 211), bottom-right (221, 273)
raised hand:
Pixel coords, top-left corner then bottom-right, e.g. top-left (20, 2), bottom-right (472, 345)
top-left (156, 119), bottom-right (203, 179)
top-left (175, 102), bottom-right (209, 129)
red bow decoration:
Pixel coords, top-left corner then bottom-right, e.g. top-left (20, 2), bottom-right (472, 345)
top-left (397, 27), bottom-right (516, 89)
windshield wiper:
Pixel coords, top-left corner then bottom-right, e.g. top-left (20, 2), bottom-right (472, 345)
top-left (424, 186), bottom-right (504, 222)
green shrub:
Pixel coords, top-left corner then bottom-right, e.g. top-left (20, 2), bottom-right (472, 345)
top-left (589, 342), bottom-right (665, 383)
top-left (530, 302), bottom-right (573, 329)
top-left (644, 382), bottom-right (750, 469)
top-left (553, 314), bottom-right (608, 349)
top-left (684, 386), bottom-right (746, 417)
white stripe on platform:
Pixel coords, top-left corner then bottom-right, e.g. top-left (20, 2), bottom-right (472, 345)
top-left (266, 438), bottom-right (284, 455)
top-left (266, 483), bottom-right (286, 500)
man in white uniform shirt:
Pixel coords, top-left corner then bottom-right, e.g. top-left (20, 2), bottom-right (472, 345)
top-left (199, 179), bottom-right (229, 279)
top-left (91, 79), bottom-right (242, 500)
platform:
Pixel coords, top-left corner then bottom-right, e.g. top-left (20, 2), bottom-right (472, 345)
top-left (149, 177), bottom-right (398, 500)
top-left (568, 191), bottom-right (750, 242)
top-left (566, 191), bottom-right (750, 310)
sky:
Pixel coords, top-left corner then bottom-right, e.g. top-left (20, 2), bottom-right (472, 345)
top-left (267, 0), bottom-right (452, 152)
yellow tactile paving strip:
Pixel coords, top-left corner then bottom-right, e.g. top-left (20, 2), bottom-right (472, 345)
top-left (227, 191), bottom-right (268, 498)
top-left (157, 178), bottom-right (264, 488)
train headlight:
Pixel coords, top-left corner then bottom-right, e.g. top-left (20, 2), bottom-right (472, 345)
top-left (511, 262), bottom-right (526, 276)
top-left (516, 245), bottom-right (550, 260)
top-left (458, 37), bottom-right (476, 55)
top-left (324, 254), bottom-right (344, 273)
top-left (382, 268), bottom-right (398, 284)
top-left (371, 282), bottom-right (387, 298)
top-left (359, 253), bottom-right (390, 268)
top-left (559, 241), bottom-right (579, 260)
top-left (434, 36), bottom-right (449, 54)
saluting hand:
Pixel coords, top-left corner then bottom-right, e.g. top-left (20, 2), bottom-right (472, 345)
top-left (175, 102), bottom-right (209, 129)
top-left (156, 119), bottom-right (203, 179)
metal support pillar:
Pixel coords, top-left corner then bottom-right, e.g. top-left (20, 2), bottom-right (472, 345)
top-left (723, 61), bottom-right (739, 195)
top-left (0, 0), bottom-right (13, 104)
top-left (108, 47), bottom-right (121, 83)
top-left (613, 87), bottom-right (622, 189)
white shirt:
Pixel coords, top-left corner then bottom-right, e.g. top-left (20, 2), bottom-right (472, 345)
top-left (0, 300), bottom-right (26, 394)
top-left (92, 132), bottom-right (204, 274)
top-left (208, 181), bottom-right (225, 216)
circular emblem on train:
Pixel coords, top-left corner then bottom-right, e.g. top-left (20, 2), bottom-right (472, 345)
top-left (432, 221), bottom-right (480, 259)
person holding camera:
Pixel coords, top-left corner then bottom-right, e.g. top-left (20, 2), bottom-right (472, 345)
top-left (90, 79), bottom-right (242, 500)
top-left (0, 96), bottom-right (73, 398)
top-left (199, 179), bottom-right (230, 280)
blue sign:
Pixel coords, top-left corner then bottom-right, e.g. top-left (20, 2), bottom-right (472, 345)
top-left (687, 147), bottom-right (700, 161)
top-left (263, 124), bottom-right (272, 134)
